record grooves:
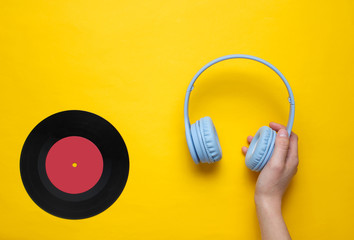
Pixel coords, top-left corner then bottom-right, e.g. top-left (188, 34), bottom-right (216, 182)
top-left (20, 110), bottom-right (129, 219)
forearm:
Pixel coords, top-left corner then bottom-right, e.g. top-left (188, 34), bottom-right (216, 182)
top-left (243, 125), bottom-right (298, 239)
top-left (255, 197), bottom-right (291, 240)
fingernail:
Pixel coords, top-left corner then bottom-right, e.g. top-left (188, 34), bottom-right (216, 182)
top-left (278, 129), bottom-right (288, 137)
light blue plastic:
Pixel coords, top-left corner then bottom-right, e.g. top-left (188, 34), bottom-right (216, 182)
top-left (246, 126), bottom-right (276, 171)
top-left (255, 129), bottom-right (276, 171)
top-left (245, 126), bottom-right (272, 170)
top-left (191, 121), bottom-right (209, 163)
top-left (199, 117), bottom-right (222, 162)
top-left (184, 54), bottom-right (295, 169)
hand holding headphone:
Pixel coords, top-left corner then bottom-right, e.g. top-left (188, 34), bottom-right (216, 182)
top-left (184, 54), bottom-right (295, 171)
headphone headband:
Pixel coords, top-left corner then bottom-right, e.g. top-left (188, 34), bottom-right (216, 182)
top-left (184, 54), bottom-right (295, 161)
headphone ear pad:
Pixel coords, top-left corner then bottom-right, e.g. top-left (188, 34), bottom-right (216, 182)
top-left (199, 117), bottom-right (222, 162)
top-left (191, 121), bottom-right (208, 163)
top-left (245, 126), bottom-right (276, 171)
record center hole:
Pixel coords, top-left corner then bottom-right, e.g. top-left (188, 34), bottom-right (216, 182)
top-left (72, 162), bottom-right (78, 168)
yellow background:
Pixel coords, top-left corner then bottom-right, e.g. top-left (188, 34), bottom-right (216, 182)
top-left (1, 0), bottom-right (353, 239)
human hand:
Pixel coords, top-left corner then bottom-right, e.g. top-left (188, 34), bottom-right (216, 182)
top-left (242, 122), bottom-right (299, 206)
top-left (242, 122), bottom-right (298, 240)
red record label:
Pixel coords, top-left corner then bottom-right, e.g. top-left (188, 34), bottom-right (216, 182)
top-left (45, 136), bottom-right (104, 194)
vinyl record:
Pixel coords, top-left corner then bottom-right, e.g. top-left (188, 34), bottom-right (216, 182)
top-left (20, 110), bottom-right (129, 219)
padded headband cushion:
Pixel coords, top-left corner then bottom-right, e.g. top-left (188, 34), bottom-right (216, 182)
top-left (199, 117), bottom-right (222, 162)
top-left (245, 126), bottom-right (273, 170)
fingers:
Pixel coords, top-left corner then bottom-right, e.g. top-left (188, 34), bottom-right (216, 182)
top-left (286, 132), bottom-right (299, 169)
top-left (269, 122), bottom-right (299, 170)
top-left (242, 136), bottom-right (253, 155)
top-left (269, 122), bottom-right (286, 132)
top-left (242, 146), bottom-right (248, 155)
top-left (268, 128), bottom-right (289, 169)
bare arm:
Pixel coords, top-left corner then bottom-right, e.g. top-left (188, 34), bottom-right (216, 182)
top-left (242, 122), bottom-right (299, 240)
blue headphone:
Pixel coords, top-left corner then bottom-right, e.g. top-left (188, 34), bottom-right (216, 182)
top-left (184, 54), bottom-right (295, 171)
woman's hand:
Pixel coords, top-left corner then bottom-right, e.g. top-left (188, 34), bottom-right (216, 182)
top-left (242, 122), bottom-right (299, 240)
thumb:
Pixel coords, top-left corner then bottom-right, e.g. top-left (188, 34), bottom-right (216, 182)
top-left (269, 128), bottom-right (289, 168)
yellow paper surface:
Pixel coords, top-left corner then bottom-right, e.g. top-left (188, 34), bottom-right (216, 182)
top-left (0, 1), bottom-right (353, 239)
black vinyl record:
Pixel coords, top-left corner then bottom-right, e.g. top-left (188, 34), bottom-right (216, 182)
top-left (20, 110), bottom-right (129, 219)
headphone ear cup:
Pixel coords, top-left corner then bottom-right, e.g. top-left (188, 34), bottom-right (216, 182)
top-left (191, 121), bottom-right (209, 163)
top-left (199, 117), bottom-right (222, 162)
top-left (186, 126), bottom-right (200, 164)
top-left (245, 126), bottom-right (276, 171)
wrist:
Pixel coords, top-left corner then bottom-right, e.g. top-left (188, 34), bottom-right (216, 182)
top-left (255, 195), bottom-right (291, 240)
top-left (255, 195), bottom-right (282, 214)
